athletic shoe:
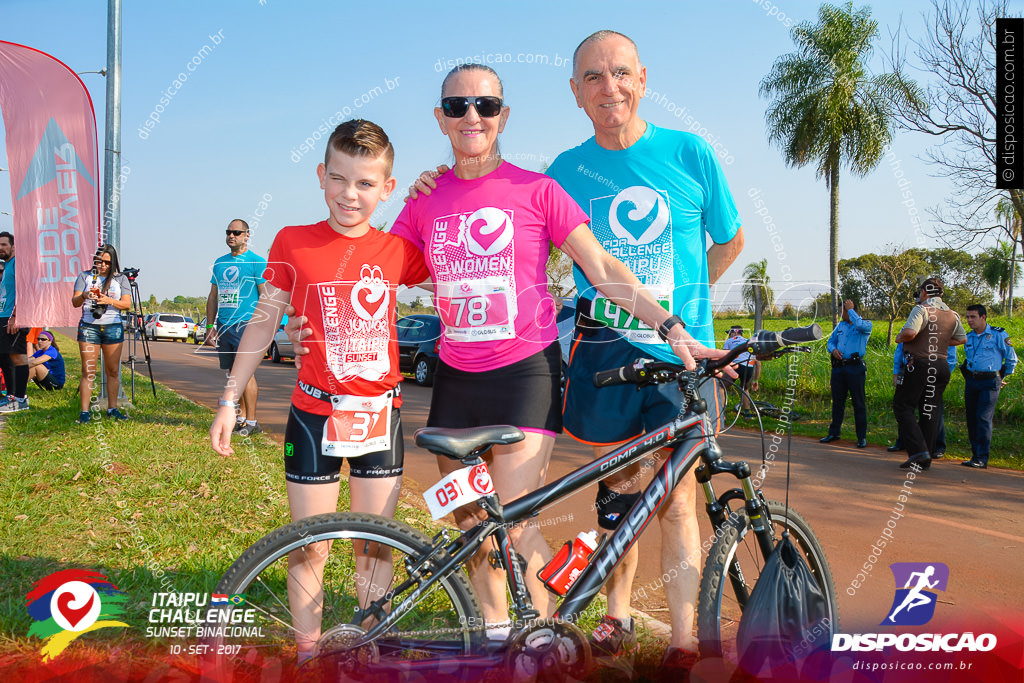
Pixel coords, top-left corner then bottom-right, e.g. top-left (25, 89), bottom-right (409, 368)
top-left (106, 408), bottom-right (129, 421)
top-left (77, 411), bottom-right (92, 424)
top-left (590, 615), bottom-right (636, 657)
top-left (0, 397), bottom-right (28, 412)
top-left (238, 422), bottom-right (262, 436)
top-left (232, 420), bottom-right (245, 433)
top-left (658, 647), bottom-right (698, 683)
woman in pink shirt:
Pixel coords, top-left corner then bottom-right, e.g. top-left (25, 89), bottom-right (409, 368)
top-left (388, 64), bottom-right (718, 630)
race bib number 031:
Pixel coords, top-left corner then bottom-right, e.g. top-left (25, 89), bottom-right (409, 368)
top-left (424, 463), bottom-right (495, 520)
top-left (322, 391), bottom-right (393, 458)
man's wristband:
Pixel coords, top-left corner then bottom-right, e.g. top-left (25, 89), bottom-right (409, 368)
top-left (657, 315), bottom-right (685, 343)
top-left (206, 324), bottom-right (215, 329)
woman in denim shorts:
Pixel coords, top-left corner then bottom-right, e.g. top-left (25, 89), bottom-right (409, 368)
top-left (71, 245), bottom-right (132, 424)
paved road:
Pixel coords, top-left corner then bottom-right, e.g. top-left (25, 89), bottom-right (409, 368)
top-left (130, 335), bottom-right (1024, 633)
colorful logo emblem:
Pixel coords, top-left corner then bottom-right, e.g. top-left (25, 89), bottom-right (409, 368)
top-left (883, 562), bottom-right (949, 626)
top-left (26, 569), bottom-right (129, 661)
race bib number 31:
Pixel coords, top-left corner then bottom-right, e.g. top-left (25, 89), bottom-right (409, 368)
top-left (322, 391), bottom-right (393, 458)
top-left (424, 463), bottom-right (495, 520)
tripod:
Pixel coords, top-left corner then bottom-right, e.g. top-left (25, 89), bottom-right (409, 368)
top-left (121, 268), bottom-right (156, 400)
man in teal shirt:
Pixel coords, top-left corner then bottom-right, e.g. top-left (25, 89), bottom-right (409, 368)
top-left (205, 219), bottom-right (266, 435)
top-left (547, 30), bottom-right (744, 676)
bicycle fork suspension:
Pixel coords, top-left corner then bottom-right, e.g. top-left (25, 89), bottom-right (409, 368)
top-left (696, 456), bottom-right (774, 609)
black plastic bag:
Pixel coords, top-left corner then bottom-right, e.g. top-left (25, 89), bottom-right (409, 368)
top-left (735, 534), bottom-right (830, 674)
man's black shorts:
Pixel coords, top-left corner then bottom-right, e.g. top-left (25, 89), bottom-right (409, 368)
top-left (216, 321), bottom-right (248, 371)
top-left (0, 320), bottom-right (27, 355)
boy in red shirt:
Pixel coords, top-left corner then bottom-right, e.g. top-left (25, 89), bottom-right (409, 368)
top-left (210, 120), bottom-right (428, 662)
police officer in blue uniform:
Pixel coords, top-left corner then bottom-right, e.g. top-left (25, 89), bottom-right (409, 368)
top-left (821, 299), bottom-right (872, 448)
top-left (961, 304), bottom-right (1017, 469)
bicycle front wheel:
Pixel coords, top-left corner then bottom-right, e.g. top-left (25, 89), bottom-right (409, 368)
top-left (206, 512), bottom-right (484, 679)
top-left (697, 501), bottom-right (839, 664)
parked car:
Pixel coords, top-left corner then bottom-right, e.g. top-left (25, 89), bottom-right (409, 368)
top-left (268, 325), bottom-right (295, 363)
top-left (190, 316), bottom-right (208, 344)
top-left (183, 316), bottom-right (196, 337)
top-left (145, 313), bottom-right (189, 342)
top-left (396, 315), bottom-right (441, 386)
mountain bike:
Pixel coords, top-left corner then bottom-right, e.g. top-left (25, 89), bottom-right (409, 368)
top-left (205, 324), bottom-right (839, 680)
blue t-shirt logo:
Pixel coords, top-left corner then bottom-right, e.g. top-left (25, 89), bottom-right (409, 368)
top-left (608, 186), bottom-right (670, 245)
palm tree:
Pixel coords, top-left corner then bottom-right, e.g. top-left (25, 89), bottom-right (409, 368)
top-left (741, 259), bottom-right (775, 314)
top-left (760, 2), bottom-right (924, 324)
top-left (982, 240), bottom-right (1021, 313)
top-left (995, 197), bottom-right (1022, 317)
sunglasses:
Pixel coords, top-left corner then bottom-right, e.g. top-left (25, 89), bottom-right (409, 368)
top-left (226, 229), bottom-right (247, 236)
top-left (441, 96), bottom-right (503, 118)
top-left (94, 258), bottom-right (112, 264)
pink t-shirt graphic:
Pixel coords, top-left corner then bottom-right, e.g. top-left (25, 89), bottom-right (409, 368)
top-left (390, 163), bottom-right (588, 372)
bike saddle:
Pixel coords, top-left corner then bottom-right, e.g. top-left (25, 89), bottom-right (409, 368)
top-left (415, 426), bottom-right (525, 460)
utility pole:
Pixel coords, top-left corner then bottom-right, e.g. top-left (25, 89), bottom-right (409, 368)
top-left (103, 0), bottom-right (122, 251)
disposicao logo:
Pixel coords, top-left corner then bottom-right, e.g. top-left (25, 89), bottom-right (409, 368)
top-left (884, 562), bottom-right (948, 626)
top-left (832, 562), bottom-right (997, 653)
top-left (26, 569), bottom-right (129, 661)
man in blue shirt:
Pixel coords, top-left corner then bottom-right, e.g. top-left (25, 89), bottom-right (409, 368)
top-left (0, 231), bottom-right (30, 413)
top-left (205, 219), bottom-right (267, 435)
top-left (821, 299), bottom-right (872, 447)
top-left (547, 30), bottom-right (745, 676)
top-left (961, 304), bottom-right (1017, 468)
top-left (887, 343), bottom-right (957, 455)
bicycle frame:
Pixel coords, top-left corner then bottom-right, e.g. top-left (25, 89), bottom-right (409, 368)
top-left (355, 396), bottom-right (767, 647)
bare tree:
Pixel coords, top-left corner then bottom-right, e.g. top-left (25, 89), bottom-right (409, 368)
top-left (546, 243), bottom-right (575, 299)
top-left (839, 245), bottom-right (930, 345)
top-left (891, 0), bottom-right (1024, 253)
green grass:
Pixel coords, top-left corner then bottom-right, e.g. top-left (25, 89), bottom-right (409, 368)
top-left (0, 333), bottom-right (451, 654)
top-left (715, 315), bottom-right (1024, 468)
top-left (0, 333), bottom-right (627, 669)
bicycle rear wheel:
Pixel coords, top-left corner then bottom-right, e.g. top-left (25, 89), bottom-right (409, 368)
top-left (697, 501), bottom-right (839, 665)
top-left (205, 512), bottom-right (484, 679)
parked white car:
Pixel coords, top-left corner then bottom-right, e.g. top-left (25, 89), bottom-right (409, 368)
top-left (145, 313), bottom-right (189, 341)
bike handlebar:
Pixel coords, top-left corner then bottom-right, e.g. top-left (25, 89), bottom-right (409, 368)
top-left (592, 323), bottom-right (823, 388)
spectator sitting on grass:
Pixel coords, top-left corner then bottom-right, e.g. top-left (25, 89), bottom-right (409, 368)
top-left (28, 331), bottom-right (65, 391)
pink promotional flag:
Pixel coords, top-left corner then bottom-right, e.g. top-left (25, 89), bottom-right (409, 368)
top-left (0, 40), bottom-right (101, 327)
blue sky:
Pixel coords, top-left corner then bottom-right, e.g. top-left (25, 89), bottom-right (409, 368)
top-left (0, 0), bottom-right (1016, 304)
